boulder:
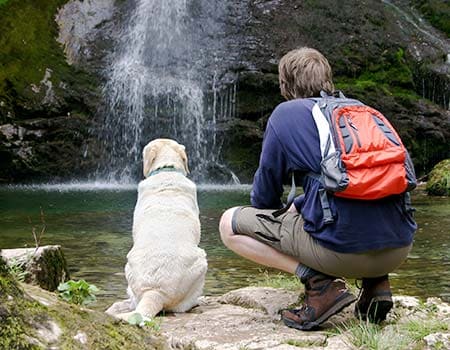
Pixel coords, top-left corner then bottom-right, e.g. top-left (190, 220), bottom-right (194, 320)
top-left (426, 159), bottom-right (450, 196)
top-left (161, 289), bottom-right (354, 350)
top-left (0, 258), bottom-right (169, 350)
top-left (218, 286), bottom-right (299, 318)
top-left (1, 245), bottom-right (70, 291)
top-left (159, 289), bottom-right (450, 350)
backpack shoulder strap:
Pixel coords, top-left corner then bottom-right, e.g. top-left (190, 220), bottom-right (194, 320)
top-left (311, 102), bottom-right (335, 158)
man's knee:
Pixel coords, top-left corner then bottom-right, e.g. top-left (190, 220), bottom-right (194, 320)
top-left (219, 207), bottom-right (239, 245)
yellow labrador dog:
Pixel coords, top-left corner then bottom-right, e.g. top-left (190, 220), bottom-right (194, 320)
top-left (106, 138), bottom-right (207, 321)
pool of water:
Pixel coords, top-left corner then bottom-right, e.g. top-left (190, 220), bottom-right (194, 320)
top-left (0, 184), bottom-right (448, 310)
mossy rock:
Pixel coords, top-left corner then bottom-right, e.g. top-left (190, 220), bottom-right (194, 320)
top-left (426, 159), bottom-right (450, 196)
top-left (412, 0), bottom-right (450, 36)
top-left (0, 255), bottom-right (169, 350)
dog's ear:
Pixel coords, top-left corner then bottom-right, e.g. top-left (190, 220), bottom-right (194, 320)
top-left (177, 145), bottom-right (189, 174)
top-left (143, 144), bottom-right (157, 177)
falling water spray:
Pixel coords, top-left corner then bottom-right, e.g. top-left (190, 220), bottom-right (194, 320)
top-left (98, 0), bottom-right (240, 183)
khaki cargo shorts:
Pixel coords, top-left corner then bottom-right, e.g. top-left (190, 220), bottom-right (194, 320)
top-left (232, 206), bottom-right (412, 278)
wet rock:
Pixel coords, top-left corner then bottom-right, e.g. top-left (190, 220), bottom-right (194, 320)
top-left (0, 114), bottom-right (99, 183)
top-left (225, 0), bottom-right (450, 179)
top-left (426, 297), bottom-right (450, 316)
top-left (161, 289), bottom-right (354, 350)
top-left (56, 0), bottom-right (116, 65)
top-left (1, 245), bottom-right (70, 292)
top-left (424, 332), bottom-right (450, 350)
top-left (219, 286), bottom-right (299, 318)
top-left (393, 295), bottom-right (422, 309)
top-left (2, 0), bottom-right (450, 182)
top-left (159, 287), bottom-right (450, 349)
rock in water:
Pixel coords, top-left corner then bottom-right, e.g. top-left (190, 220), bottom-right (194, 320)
top-left (1, 245), bottom-right (70, 291)
top-left (426, 159), bottom-right (450, 196)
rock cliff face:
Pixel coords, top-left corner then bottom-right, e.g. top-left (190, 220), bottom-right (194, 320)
top-left (0, 0), bottom-right (107, 183)
top-left (0, 0), bottom-right (448, 183)
top-left (226, 0), bottom-right (450, 182)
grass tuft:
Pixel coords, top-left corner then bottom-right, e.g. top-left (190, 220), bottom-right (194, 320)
top-left (334, 320), bottom-right (413, 350)
top-left (250, 270), bottom-right (301, 291)
top-left (401, 318), bottom-right (449, 342)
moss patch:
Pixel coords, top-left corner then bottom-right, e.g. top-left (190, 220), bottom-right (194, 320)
top-left (335, 47), bottom-right (416, 99)
top-left (0, 258), bottom-right (168, 350)
top-left (0, 0), bottom-right (95, 120)
top-left (426, 159), bottom-right (450, 196)
top-left (412, 0), bottom-right (450, 36)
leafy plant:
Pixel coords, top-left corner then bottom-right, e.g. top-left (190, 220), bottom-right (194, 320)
top-left (57, 279), bottom-right (99, 306)
top-left (6, 258), bottom-right (29, 282)
top-left (127, 313), bottom-right (162, 331)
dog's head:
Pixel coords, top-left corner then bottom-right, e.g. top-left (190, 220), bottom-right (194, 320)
top-left (142, 138), bottom-right (189, 178)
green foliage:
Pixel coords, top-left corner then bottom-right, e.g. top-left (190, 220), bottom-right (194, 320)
top-left (251, 270), bottom-right (301, 291)
top-left (0, 314), bottom-right (41, 350)
top-left (57, 279), bottom-right (99, 306)
top-left (127, 313), bottom-right (162, 331)
top-left (0, 262), bottom-right (166, 349)
top-left (335, 47), bottom-right (415, 99)
top-left (334, 312), bottom-right (449, 350)
top-left (6, 258), bottom-right (29, 282)
top-left (0, 261), bottom-right (42, 350)
top-left (0, 0), bottom-right (73, 113)
top-left (0, 257), bottom-right (7, 274)
top-left (426, 159), bottom-right (450, 196)
top-left (401, 318), bottom-right (449, 341)
top-left (335, 320), bottom-right (413, 350)
top-left (0, 0), bottom-right (9, 6)
top-left (127, 313), bottom-right (145, 326)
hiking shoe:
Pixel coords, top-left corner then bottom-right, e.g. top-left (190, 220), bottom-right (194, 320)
top-left (354, 275), bottom-right (393, 323)
top-left (281, 274), bottom-right (357, 331)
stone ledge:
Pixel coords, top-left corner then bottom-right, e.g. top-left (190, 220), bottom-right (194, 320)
top-left (160, 288), bottom-right (450, 350)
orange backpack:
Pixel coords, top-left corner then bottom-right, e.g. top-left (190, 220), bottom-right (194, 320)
top-left (310, 91), bottom-right (417, 200)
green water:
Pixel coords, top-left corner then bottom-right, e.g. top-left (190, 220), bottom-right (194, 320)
top-left (0, 185), bottom-right (448, 310)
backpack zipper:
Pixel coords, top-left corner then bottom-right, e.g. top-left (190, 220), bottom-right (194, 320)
top-left (346, 116), bottom-right (362, 148)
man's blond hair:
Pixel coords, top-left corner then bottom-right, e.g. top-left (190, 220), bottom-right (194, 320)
top-left (278, 47), bottom-right (334, 100)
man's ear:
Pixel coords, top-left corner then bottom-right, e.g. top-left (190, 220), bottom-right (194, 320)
top-left (143, 145), bottom-right (157, 177)
top-left (177, 145), bottom-right (189, 174)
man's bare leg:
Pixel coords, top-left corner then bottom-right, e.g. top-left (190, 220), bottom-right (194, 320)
top-left (219, 207), bottom-right (298, 274)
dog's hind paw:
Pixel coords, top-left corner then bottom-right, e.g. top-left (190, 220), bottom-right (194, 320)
top-left (105, 299), bottom-right (134, 316)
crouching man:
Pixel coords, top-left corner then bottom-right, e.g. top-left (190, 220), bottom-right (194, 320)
top-left (219, 47), bottom-right (416, 331)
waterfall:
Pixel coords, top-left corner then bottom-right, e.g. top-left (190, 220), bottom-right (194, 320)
top-left (98, 0), bottom-right (241, 183)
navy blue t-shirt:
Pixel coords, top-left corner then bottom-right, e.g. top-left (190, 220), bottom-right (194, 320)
top-left (250, 98), bottom-right (416, 253)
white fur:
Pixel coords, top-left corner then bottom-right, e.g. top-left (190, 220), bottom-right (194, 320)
top-left (106, 139), bottom-right (207, 321)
